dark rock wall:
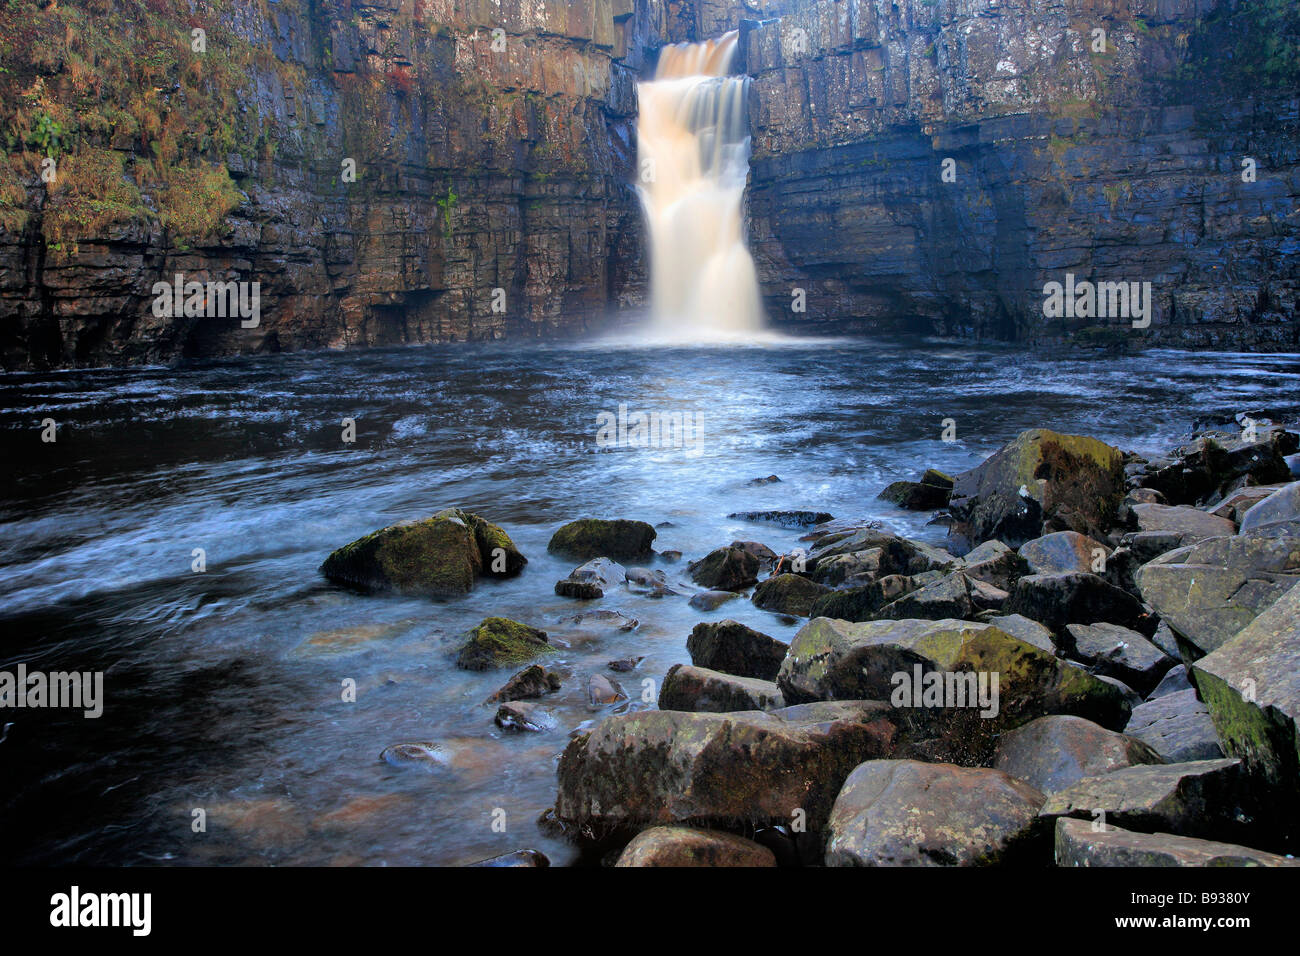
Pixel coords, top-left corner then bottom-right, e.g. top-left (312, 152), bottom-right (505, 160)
top-left (742, 0), bottom-right (1300, 347)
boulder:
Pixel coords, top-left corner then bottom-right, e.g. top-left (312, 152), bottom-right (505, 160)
top-left (824, 761), bottom-right (1048, 866)
top-left (455, 618), bottom-right (552, 671)
top-left (957, 542), bottom-right (1029, 591)
top-left (777, 617), bottom-right (1134, 761)
top-left (751, 573), bottom-right (831, 616)
top-left (442, 509), bottom-right (528, 577)
top-left (978, 614), bottom-right (1057, 654)
top-left (547, 519), bottom-right (656, 560)
top-left (993, 715), bottom-right (1162, 795)
top-left (494, 701), bottom-right (555, 732)
top-left (553, 701), bottom-right (897, 838)
top-left (1135, 525), bottom-right (1300, 656)
top-left (686, 619), bottom-right (788, 681)
top-left (947, 429), bottom-right (1127, 547)
top-left (658, 664), bottom-right (784, 713)
top-left (1148, 664), bottom-right (1193, 698)
top-left (1206, 485), bottom-right (1284, 524)
top-left (1127, 503), bottom-right (1236, 543)
top-left (554, 556), bottom-right (627, 599)
top-left (1018, 531), bottom-right (1110, 576)
top-left (1136, 429), bottom-right (1295, 506)
top-left (687, 546), bottom-right (760, 590)
top-left (808, 575), bottom-right (915, 622)
top-left (873, 571), bottom-right (980, 621)
top-left (1063, 622), bottom-right (1173, 695)
top-left (586, 673), bottom-right (627, 708)
top-left (1055, 817), bottom-right (1298, 867)
top-left (878, 470), bottom-right (953, 510)
top-left (1239, 480), bottom-right (1300, 532)
top-left (1124, 689), bottom-right (1224, 763)
top-left (1192, 581), bottom-right (1300, 796)
top-left (731, 540), bottom-right (778, 564)
top-left (807, 527), bottom-right (958, 579)
top-left (1038, 759), bottom-right (1256, 844)
top-left (484, 664), bottom-right (562, 703)
top-left (688, 589), bottom-right (740, 611)
top-left (615, 826), bottom-right (777, 867)
top-left (1003, 572), bottom-right (1151, 634)
top-left (320, 511), bottom-right (506, 597)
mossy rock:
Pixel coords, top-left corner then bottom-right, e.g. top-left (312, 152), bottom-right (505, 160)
top-left (456, 617), bottom-right (553, 671)
top-left (320, 515), bottom-right (482, 597)
top-left (547, 518), bottom-right (656, 560)
top-left (751, 573), bottom-right (831, 616)
top-left (435, 508), bottom-right (527, 577)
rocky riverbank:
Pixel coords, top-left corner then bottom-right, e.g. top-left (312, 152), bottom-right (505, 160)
top-left (321, 408), bottom-right (1300, 866)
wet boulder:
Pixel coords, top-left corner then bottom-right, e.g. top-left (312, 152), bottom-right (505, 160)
top-left (547, 519), bottom-right (656, 560)
top-left (1003, 572), bottom-right (1151, 634)
top-left (727, 510), bottom-right (834, 529)
top-left (751, 573), bottom-right (831, 616)
top-left (688, 589), bottom-right (740, 611)
top-left (554, 557), bottom-right (626, 599)
top-left (586, 673), bottom-right (627, 709)
top-left (877, 469), bottom-right (954, 511)
top-left (1054, 817), bottom-right (1298, 867)
top-left (455, 617), bottom-right (552, 671)
top-left (1192, 581), bottom-right (1300, 796)
top-left (1135, 525), bottom-right (1300, 656)
top-left (1124, 689), bottom-right (1224, 763)
top-left (615, 826), bottom-right (776, 867)
top-left (993, 715), bottom-right (1162, 795)
top-left (484, 664), bottom-right (562, 704)
top-left (321, 509), bottom-right (525, 597)
top-left (494, 701), bottom-right (556, 733)
top-left (1038, 758), bottom-right (1256, 844)
top-left (1126, 503), bottom-right (1235, 544)
top-left (1063, 622), bottom-right (1173, 696)
top-left (824, 761), bottom-right (1048, 866)
top-left (947, 429), bottom-right (1127, 548)
top-left (553, 701), bottom-right (897, 838)
top-left (1018, 531), bottom-right (1110, 576)
top-left (686, 619), bottom-right (788, 681)
top-left (658, 664), bottom-right (784, 713)
top-left (687, 545), bottom-right (760, 591)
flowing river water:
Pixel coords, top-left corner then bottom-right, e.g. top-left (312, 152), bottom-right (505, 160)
top-left (1, 338), bottom-right (1297, 865)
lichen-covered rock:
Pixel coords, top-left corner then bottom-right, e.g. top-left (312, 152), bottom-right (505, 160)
top-left (1064, 622), bottom-right (1174, 696)
top-left (1018, 530), bottom-right (1110, 576)
top-left (547, 519), bottom-right (656, 560)
top-left (615, 826), bottom-right (776, 867)
top-left (1003, 572), bottom-right (1150, 634)
top-left (321, 513), bottom-right (491, 597)
top-left (947, 429), bottom-right (1126, 548)
top-left (1054, 817), bottom-right (1298, 867)
top-left (1135, 525), bottom-right (1300, 656)
top-left (686, 619), bottom-right (788, 681)
top-left (1124, 689), bottom-right (1224, 763)
top-left (1038, 759), bottom-right (1257, 844)
top-left (1192, 581), bottom-right (1300, 798)
top-left (751, 573), bottom-right (832, 616)
top-left (553, 701), bottom-right (897, 838)
top-left (687, 545), bottom-right (761, 591)
top-left (777, 617), bottom-right (1134, 759)
top-left (455, 617), bottom-right (552, 671)
top-left (659, 664), bottom-right (784, 713)
top-left (978, 613), bottom-right (1057, 655)
top-left (824, 760), bottom-right (1048, 867)
top-left (993, 715), bottom-right (1162, 795)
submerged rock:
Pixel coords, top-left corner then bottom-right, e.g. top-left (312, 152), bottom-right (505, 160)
top-left (547, 519), bottom-right (656, 560)
top-left (659, 663), bottom-right (784, 713)
top-left (494, 701), bottom-right (556, 733)
top-left (553, 701), bottom-right (896, 838)
top-left (1054, 818), bottom-right (1297, 867)
top-left (485, 664), bottom-right (562, 704)
top-left (824, 760), bottom-right (1048, 866)
top-left (379, 741), bottom-right (449, 768)
top-left (607, 656), bottom-right (645, 673)
top-left (465, 849), bottom-right (551, 867)
top-left (554, 556), bottom-right (627, 599)
top-left (727, 510), bottom-right (834, 529)
top-left (455, 617), bottom-right (552, 671)
top-left (751, 573), bottom-right (831, 616)
top-left (947, 429), bottom-right (1127, 547)
top-left (687, 619), bottom-right (788, 681)
top-left (615, 826), bottom-right (777, 867)
top-left (993, 715), bottom-right (1162, 795)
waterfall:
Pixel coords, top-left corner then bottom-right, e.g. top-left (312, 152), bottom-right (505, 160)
top-left (636, 31), bottom-right (765, 340)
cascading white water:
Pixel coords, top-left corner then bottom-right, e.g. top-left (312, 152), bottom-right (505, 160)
top-left (636, 31), bottom-right (765, 340)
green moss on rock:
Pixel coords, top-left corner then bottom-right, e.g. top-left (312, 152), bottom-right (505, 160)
top-left (456, 617), bottom-right (553, 671)
top-left (547, 518), bottom-right (656, 560)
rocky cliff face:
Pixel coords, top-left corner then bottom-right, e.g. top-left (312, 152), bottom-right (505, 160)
top-left (0, 0), bottom-right (1296, 368)
top-left (742, 0), bottom-right (1300, 347)
top-left (0, 0), bottom-right (693, 367)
